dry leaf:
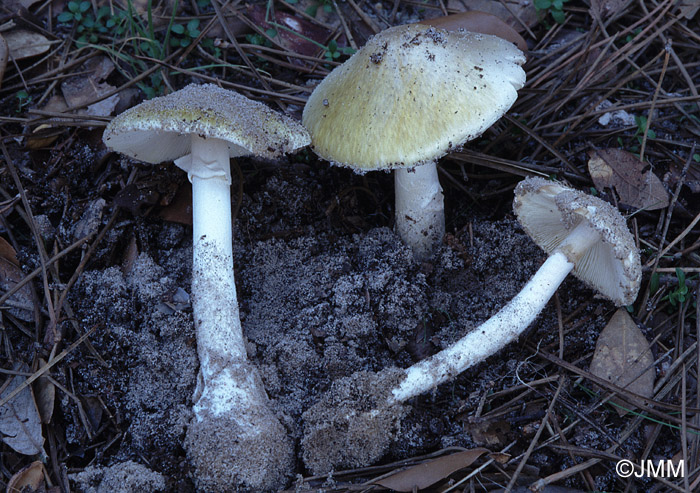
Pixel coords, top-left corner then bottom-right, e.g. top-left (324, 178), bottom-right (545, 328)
top-left (35, 358), bottom-right (55, 424)
top-left (468, 418), bottom-right (511, 447)
top-left (589, 309), bottom-right (655, 416)
top-left (0, 364), bottom-right (45, 455)
top-left (247, 4), bottom-right (333, 57)
top-left (6, 460), bottom-right (47, 492)
top-left (446, 0), bottom-right (538, 31)
top-left (0, 239), bottom-right (35, 322)
top-left (588, 148), bottom-right (669, 210)
top-left (4, 30), bottom-right (53, 60)
top-left (62, 79), bottom-right (119, 117)
top-left (374, 449), bottom-right (488, 491)
top-left (157, 184), bottom-right (192, 226)
top-left (418, 12), bottom-right (527, 52)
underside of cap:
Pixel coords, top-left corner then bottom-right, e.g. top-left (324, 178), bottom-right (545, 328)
top-left (103, 84), bottom-right (310, 164)
top-left (513, 177), bottom-right (641, 306)
top-left (302, 24), bottom-right (526, 172)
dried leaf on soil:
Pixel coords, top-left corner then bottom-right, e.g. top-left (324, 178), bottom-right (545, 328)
top-left (589, 309), bottom-right (655, 416)
top-left (445, 0), bottom-right (538, 30)
top-left (4, 30), bottom-right (53, 60)
top-left (588, 148), bottom-right (669, 210)
top-left (0, 364), bottom-right (45, 455)
top-left (35, 358), bottom-right (55, 424)
top-left (373, 448), bottom-right (488, 491)
top-left (6, 460), bottom-right (47, 492)
top-left (247, 4), bottom-right (333, 57)
top-left (0, 237), bottom-right (35, 322)
top-left (418, 12), bottom-right (527, 52)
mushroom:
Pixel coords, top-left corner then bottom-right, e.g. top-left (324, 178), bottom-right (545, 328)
top-left (302, 176), bottom-right (641, 473)
top-left (302, 24), bottom-right (526, 260)
top-left (103, 83), bottom-right (310, 491)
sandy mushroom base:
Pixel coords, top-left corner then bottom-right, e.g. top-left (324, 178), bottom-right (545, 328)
top-left (185, 396), bottom-right (293, 491)
top-left (60, 168), bottom-right (653, 491)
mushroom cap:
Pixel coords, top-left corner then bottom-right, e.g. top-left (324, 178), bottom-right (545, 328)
top-left (513, 177), bottom-right (641, 306)
top-left (103, 83), bottom-right (310, 164)
top-left (302, 24), bottom-right (526, 172)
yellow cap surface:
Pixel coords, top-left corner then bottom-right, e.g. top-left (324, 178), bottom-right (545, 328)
top-left (302, 24), bottom-right (526, 171)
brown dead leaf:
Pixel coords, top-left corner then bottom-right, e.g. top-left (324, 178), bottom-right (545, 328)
top-left (6, 461), bottom-right (47, 492)
top-left (0, 364), bottom-right (45, 455)
top-left (589, 309), bottom-right (655, 416)
top-left (158, 184), bottom-right (192, 226)
top-left (62, 79), bottom-right (119, 117)
top-left (0, 239), bottom-right (34, 322)
top-left (418, 12), bottom-right (527, 52)
top-left (4, 30), bottom-right (54, 60)
top-left (35, 358), bottom-right (55, 424)
top-left (0, 236), bottom-right (19, 266)
top-left (373, 449), bottom-right (488, 491)
top-left (467, 418), bottom-right (511, 447)
top-left (446, 0), bottom-right (538, 31)
top-left (588, 148), bottom-right (669, 210)
top-left (247, 5), bottom-right (333, 57)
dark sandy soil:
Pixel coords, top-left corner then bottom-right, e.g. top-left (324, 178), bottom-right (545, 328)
top-left (50, 157), bottom-right (633, 492)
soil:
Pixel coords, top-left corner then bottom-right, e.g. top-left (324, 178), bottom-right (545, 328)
top-left (55, 158), bottom-right (619, 491)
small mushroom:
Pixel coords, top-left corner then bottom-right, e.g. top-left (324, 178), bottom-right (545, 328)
top-left (103, 83), bottom-right (310, 491)
top-left (393, 176), bottom-right (642, 400)
top-left (303, 24), bottom-right (526, 260)
top-left (302, 177), bottom-right (642, 473)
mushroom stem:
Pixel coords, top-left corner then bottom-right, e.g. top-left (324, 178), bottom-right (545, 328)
top-left (391, 250), bottom-right (573, 402)
top-left (392, 220), bottom-right (603, 402)
top-left (185, 136), bottom-right (247, 378)
top-left (181, 136), bottom-right (293, 489)
top-left (394, 162), bottom-right (446, 260)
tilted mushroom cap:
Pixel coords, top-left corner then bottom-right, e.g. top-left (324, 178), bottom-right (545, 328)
top-left (103, 83), bottom-right (310, 163)
top-left (513, 177), bottom-right (641, 306)
top-left (302, 24), bottom-right (526, 172)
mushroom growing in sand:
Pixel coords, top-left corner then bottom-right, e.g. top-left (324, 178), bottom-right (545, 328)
top-left (302, 24), bottom-right (526, 260)
top-left (103, 83), bottom-right (310, 491)
top-left (302, 176), bottom-right (641, 473)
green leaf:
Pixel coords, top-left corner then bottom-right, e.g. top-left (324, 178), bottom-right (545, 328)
top-left (647, 129), bottom-right (656, 139)
top-left (171, 23), bottom-right (185, 34)
top-left (79, 1), bottom-right (91, 12)
top-left (266, 28), bottom-right (277, 38)
top-left (187, 19), bottom-right (200, 31)
top-left (552, 0), bottom-right (563, 9)
top-left (328, 39), bottom-right (337, 51)
top-left (693, 153), bottom-right (700, 162)
top-left (650, 272), bottom-right (659, 295)
top-left (305, 4), bottom-right (318, 16)
top-left (68, 1), bottom-right (80, 12)
top-left (551, 8), bottom-right (565, 23)
top-left (534, 0), bottom-right (552, 9)
top-left (323, 3), bottom-right (333, 12)
top-left (58, 11), bottom-right (74, 22)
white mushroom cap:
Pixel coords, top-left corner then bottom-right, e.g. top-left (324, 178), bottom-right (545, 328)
top-left (513, 177), bottom-right (641, 306)
top-left (302, 24), bottom-right (526, 172)
top-left (103, 83), bottom-right (310, 164)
